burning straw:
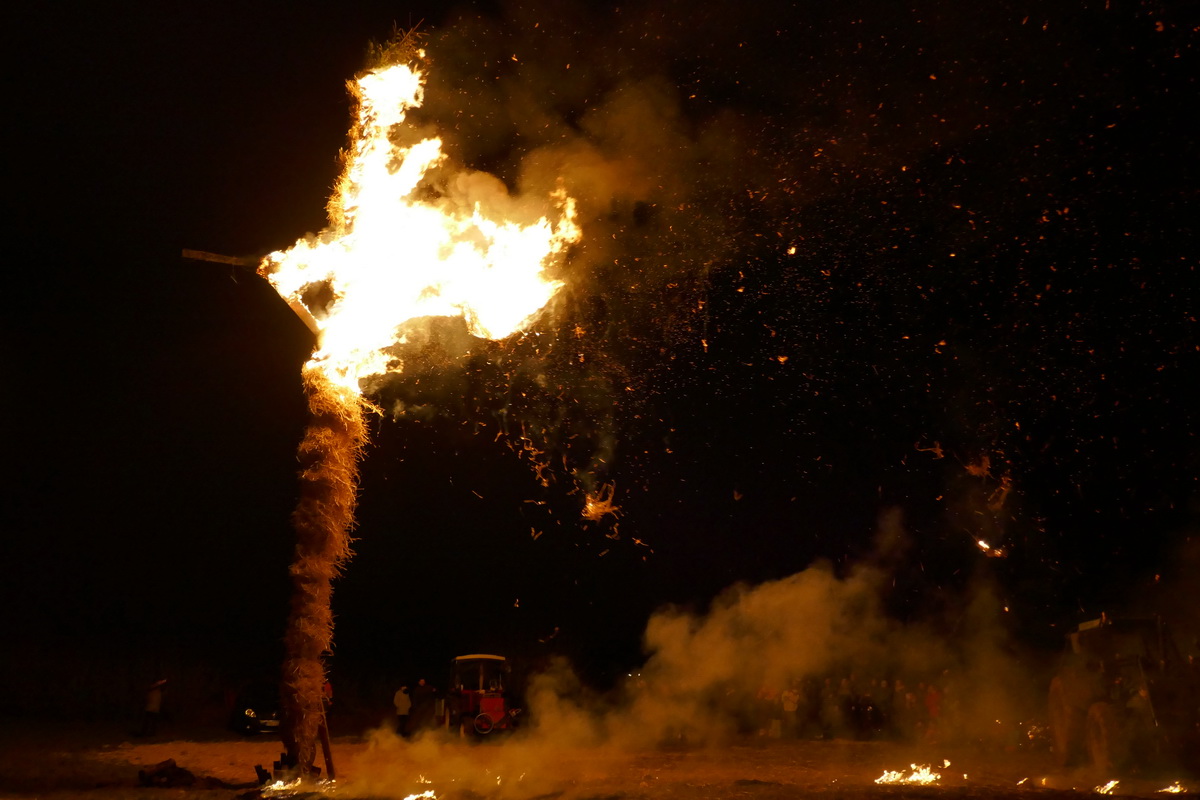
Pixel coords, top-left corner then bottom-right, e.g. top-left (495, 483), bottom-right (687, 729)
top-left (256, 28), bottom-right (579, 777)
top-left (280, 366), bottom-right (367, 774)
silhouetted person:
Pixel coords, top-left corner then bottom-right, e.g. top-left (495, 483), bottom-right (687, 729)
top-left (393, 685), bottom-right (411, 736)
top-left (139, 678), bottom-right (167, 736)
top-left (408, 678), bottom-right (436, 734)
top-left (780, 683), bottom-right (800, 738)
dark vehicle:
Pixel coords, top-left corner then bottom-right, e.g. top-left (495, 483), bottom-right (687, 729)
top-left (1048, 614), bottom-right (1200, 774)
top-left (228, 681), bottom-right (282, 735)
top-left (448, 654), bottom-right (521, 737)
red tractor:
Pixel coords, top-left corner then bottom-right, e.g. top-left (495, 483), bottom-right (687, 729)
top-left (448, 654), bottom-right (521, 737)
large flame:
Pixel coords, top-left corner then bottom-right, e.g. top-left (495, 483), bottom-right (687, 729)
top-left (255, 43), bottom-right (580, 777)
top-left (259, 54), bottom-right (579, 393)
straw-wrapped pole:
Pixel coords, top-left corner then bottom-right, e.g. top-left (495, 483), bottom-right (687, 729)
top-left (280, 365), bottom-right (366, 774)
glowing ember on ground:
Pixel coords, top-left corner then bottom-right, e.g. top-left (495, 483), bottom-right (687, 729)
top-left (874, 764), bottom-right (942, 785)
top-left (1095, 780), bottom-right (1120, 794)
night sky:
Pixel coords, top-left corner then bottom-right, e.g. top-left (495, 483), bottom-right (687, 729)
top-left (5, 0), bottom-right (1197, 712)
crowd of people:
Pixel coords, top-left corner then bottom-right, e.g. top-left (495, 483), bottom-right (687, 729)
top-left (744, 672), bottom-right (960, 743)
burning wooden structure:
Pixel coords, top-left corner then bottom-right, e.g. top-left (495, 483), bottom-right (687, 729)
top-left (196, 27), bottom-right (582, 781)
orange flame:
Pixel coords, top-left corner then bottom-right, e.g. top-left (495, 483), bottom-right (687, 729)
top-left (259, 55), bottom-right (579, 394)
top-left (875, 764), bottom-right (942, 785)
top-left (582, 483), bottom-right (621, 522)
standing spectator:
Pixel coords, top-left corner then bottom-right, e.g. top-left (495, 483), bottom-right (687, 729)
top-left (409, 678), bottom-right (436, 734)
top-left (923, 681), bottom-right (943, 743)
top-left (888, 679), bottom-right (907, 740)
top-left (857, 680), bottom-right (882, 739)
top-left (837, 676), bottom-right (855, 738)
top-left (393, 685), bottom-right (411, 736)
top-left (780, 683), bottom-right (800, 738)
top-left (755, 684), bottom-right (780, 737)
top-left (819, 677), bottom-right (839, 739)
top-left (801, 676), bottom-right (822, 739)
top-left (877, 677), bottom-right (895, 735)
top-left (139, 678), bottom-right (167, 737)
top-left (899, 689), bottom-right (921, 741)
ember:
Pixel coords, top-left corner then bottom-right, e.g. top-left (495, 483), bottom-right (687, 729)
top-left (583, 483), bottom-right (621, 522)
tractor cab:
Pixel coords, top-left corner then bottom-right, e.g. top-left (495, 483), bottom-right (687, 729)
top-left (449, 654), bottom-right (521, 736)
top-left (1049, 614), bottom-right (1199, 774)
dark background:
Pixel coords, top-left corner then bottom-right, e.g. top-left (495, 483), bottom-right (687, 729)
top-left (4, 0), bottom-right (1197, 720)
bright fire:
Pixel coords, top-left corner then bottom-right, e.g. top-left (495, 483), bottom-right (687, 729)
top-left (875, 764), bottom-right (942, 785)
top-left (259, 51), bottom-right (580, 393)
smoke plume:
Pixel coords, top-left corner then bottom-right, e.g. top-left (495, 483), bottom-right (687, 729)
top-left (345, 511), bottom-right (1045, 798)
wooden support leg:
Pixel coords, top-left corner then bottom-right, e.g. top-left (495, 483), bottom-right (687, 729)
top-left (318, 712), bottom-right (336, 781)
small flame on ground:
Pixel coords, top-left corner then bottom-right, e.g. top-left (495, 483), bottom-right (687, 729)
top-left (404, 791), bottom-right (438, 800)
top-left (1095, 780), bottom-right (1120, 794)
top-left (262, 777), bottom-right (335, 797)
top-left (875, 764), bottom-right (942, 785)
top-left (1158, 782), bottom-right (1188, 794)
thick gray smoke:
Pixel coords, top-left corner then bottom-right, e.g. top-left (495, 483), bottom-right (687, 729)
top-left (346, 512), bottom-right (1046, 798)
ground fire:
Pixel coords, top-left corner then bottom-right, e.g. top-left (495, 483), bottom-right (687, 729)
top-left (255, 30), bottom-right (579, 779)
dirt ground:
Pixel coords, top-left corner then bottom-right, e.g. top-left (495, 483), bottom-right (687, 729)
top-left (0, 720), bottom-right (1193, 800)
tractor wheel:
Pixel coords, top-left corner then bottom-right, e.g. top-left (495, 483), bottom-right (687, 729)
top-left (474, 713), bottom-right (495, 735)
top-left (1049, 676), bottom-right (1082, 767)
top-left (1086, 702), bottom-right (1126, 774)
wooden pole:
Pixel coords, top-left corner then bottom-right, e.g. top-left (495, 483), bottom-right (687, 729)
top-left (318, 711), bottom-right (336, 780)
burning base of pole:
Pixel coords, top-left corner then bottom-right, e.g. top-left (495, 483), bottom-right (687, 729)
top-left (279, 365), bottom-right (367, 777)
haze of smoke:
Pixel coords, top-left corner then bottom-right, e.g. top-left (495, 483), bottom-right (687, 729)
top-left (379, 0), bottom-right (998, 525)
top-left (344, 513), bottom-right (1043, 798)
top-left (380, 17), bottom-right (753, 515)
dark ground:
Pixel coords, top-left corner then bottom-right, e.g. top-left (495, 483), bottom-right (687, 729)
top-left (0, 719), bottom-right (1194, 800)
